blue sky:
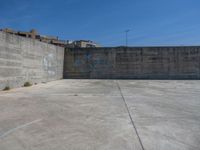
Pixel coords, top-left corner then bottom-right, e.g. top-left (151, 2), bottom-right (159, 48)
top-left (0, 0), bottom-right (200, 46)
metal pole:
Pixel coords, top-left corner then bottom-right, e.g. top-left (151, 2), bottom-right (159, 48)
top-left (125, 29), bottom-right (130, 47)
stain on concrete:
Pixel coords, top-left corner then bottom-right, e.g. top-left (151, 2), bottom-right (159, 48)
top-left (43, 53), bottom-right (56, 76)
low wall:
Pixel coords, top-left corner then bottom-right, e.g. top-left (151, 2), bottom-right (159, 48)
top-left (64, 47), bottom-right (200, 79)
top-left (0, 31), bottom-right (64, 90)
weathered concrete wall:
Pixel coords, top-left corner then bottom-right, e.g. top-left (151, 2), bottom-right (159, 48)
top-left (64, 47), bottom-right (200, 79)
top-left (0, 31), bottom-right (64, 90)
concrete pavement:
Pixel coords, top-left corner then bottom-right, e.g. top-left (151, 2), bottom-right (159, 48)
top-left (0, 80), bottom-right (200, 150)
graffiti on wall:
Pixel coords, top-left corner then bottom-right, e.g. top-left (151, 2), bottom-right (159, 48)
top-left (43, 53), bottom-right (56, 76)
top-left (74, 53), bottom-right (112, 72)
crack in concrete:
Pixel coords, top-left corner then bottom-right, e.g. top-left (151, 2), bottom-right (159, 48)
top-left (116, 81), bottom-right (145, 150)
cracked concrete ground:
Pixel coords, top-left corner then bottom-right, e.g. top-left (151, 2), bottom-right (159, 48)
top-left (0, 80), bottom-right (200, 150)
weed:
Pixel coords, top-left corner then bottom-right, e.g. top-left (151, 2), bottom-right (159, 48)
top-left (24, 82), bottom-right (32, 87)
top-left (3, 86), bottom-right (10, 91)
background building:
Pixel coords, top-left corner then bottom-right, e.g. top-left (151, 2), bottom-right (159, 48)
top-left (0, 28), bottom-right (101, 48)
top-left (72, 40), bottom-right (100, 48)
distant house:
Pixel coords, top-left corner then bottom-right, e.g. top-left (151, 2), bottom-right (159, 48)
top-left (0, 28), bottom-right (101, 48)
top-left (72, 40), bottom-right (100, 48)
top-left (1, 28), bottom-right (68, 47)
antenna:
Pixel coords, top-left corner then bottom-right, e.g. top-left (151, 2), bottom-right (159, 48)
top-left (125, 29), bottom-right (130, 47)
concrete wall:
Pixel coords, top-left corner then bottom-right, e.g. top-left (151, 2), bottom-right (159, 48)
top-left (0, 31), bottom-right (64, 90)
top-left (64, 47), bottom-right (200, 79)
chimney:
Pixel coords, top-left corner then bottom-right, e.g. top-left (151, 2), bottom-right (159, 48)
top-left (30, 29), bottom-right (38, 39)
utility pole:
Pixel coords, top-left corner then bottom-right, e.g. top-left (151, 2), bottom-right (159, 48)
top-left (125, 29), bottom-right (130, 47)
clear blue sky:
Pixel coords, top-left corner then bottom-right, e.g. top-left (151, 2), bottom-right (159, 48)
top-left (0, 0), bottom-right (200, 46)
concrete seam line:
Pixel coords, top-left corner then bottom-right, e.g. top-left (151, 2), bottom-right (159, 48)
top-left (0, 119), bottom-right (43, 139)
top-left (116, 81), bottom-right (145, 150)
